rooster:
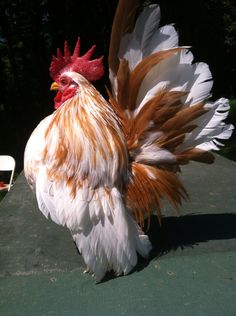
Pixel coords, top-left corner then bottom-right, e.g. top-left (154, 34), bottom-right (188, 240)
top-left (24, 0), bottom-right (233, 281)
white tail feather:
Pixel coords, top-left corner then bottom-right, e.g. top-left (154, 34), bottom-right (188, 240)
top-left (135, 50), bottom-right (213, 113)
top-left (177, 98), bottom-right (234, 151)
top-left (119, 5), bottom-right (161, 69)
top-left (132, 5), bottom-right (161, 54)
top-left (119, 4), bottom-right (180, 70)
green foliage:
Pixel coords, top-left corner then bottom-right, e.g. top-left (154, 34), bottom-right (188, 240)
top-left (229, 99), bottom-right (236, 117)
top-left (223, 0), bottom-right (236, 50)
top-left (141, 0), bottom-right (152, 6)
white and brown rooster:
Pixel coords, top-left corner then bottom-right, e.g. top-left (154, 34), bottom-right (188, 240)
top-left (24, 0), bottom-right (234, 281)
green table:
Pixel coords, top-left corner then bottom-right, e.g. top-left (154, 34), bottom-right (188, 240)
top-left (1, 155), bottom-right (236, 315)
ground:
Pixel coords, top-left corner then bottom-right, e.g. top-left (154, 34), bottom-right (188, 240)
top-left (0, 154), bottom-right (236, 315)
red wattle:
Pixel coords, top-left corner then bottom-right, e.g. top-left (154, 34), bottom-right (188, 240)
top-left (54, 87), bottom-right (77, 110)
top-left (54, 91), bottom-right (63, 109)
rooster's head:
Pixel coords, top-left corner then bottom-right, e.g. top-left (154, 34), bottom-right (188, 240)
top-left (49, 37), bottom-right (104, 109)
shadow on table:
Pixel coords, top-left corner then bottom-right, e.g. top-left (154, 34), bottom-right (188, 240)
top-left (99, 213), bottom-right (236, 282)
top-left (134, 213), bottom-right (236, 272)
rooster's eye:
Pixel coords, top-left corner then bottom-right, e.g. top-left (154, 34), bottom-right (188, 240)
top-left (60, 78), bottom-right (68, 85)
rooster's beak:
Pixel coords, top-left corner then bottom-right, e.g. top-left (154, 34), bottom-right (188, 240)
top-left (50, 82), bottom-right (59, 91)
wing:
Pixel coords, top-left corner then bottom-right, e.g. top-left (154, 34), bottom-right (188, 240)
top-left (108, 2), bottom-right (234, 225)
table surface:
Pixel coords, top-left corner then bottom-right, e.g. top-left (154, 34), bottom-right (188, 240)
top-left (0, 154), bottom-right (236, 316)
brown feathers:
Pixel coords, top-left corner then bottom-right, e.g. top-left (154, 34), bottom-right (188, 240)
top-left (109, 0), bottom-right (139, 74)
top-left (116, 59), bottom-right (131, 108)
top-left (176, 148), bottom-right (215, 164)
top-left (112, 48), bottom-right (183, 111)
top-left (160, 102), bottom-right (207, 132)
top-left (127, 91), bottom-right (186, 150)
top-left (126, 163), bottom-right (188, 227)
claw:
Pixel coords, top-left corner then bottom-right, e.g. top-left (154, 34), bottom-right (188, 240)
top-left (83, 268), bottom-right (90, 274)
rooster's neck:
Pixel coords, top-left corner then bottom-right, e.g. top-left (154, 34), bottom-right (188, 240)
top-left (43, 82), bottom-right (128, 191)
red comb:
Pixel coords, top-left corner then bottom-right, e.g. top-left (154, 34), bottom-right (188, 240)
top-left (49, 37), bottom-right (104, 81)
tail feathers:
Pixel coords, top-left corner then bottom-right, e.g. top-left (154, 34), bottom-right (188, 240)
top-left (194, 98), bottom-right (234, 151)
top-left (109, 0), bottom-right (139, 94)
top-left (108, 3), bottom-right (233, 173)
top-left (127, 163), bottom-right (188, 226)
top-left (177, 98), bottom-right (234, 152)
top-left (118, 4), bottom-right (178, 70)
top-left (135, 50), bottom-right (213, 113)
